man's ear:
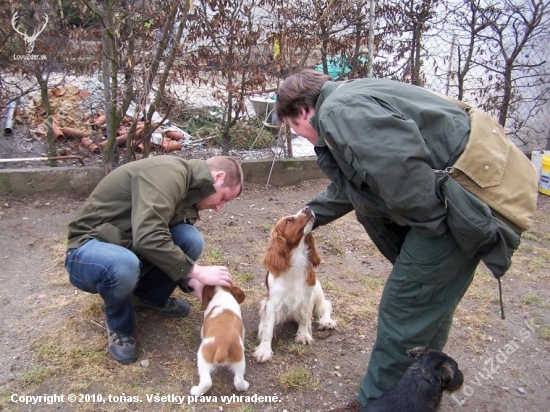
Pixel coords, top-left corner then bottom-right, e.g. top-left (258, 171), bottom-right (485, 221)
top-left (215, 171), bottom-right (226, 182)
top-left (298, 107), bottom-right (309, 120)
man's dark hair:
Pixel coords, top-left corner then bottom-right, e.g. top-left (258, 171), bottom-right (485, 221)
top-left (275, 68), bottom-right (332, 121)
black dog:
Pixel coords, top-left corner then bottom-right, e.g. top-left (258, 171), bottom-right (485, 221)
top-left (364, 347), bottom-right (464, 412)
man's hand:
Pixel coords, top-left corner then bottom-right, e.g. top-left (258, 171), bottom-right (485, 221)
top-left (188, 264), bottom-right (233, 289)
top-left (187, 278), bottom-right (205, 301)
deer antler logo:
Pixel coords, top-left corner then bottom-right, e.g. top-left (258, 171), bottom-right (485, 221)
top-left (11, 11), bottom-right (49, 54)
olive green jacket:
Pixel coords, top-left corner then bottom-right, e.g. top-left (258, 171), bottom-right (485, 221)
top-left (307, 79), bottom-right (521, 278)
top-left (67, 156), bottom-right (215, 281)
top-left (308, 79), bottom-right (470, 236)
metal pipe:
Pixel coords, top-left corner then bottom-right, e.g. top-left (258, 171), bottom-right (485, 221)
top-left (3, 100), bottom-right (17, 135)
top-left (0, 155), bottom-right (85, 165)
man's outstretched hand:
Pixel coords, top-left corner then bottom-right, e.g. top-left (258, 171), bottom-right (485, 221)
top-left (185, 264), bottom-right (233, 300)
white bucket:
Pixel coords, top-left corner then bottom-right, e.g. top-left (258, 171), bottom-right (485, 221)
top-left (531, 150), bottom-right (550, 181)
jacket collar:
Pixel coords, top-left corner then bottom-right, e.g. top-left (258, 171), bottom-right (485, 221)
top-left (311, 81), bottom-right (342, 148)
top-left (181, 159), bottom-right (216, 209)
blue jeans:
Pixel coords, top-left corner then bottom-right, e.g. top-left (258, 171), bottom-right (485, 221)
top-left (65, 224), bottom-right (204, 335)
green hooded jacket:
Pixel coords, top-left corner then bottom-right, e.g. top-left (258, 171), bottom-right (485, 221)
top-left (308, 78), bottom-right (470, 234)
top-left (307, 79), bottom-right (520, 278)
top-left (67, 156), bottom-right (216, 281)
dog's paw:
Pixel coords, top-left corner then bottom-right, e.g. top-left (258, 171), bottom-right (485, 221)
top-left (254, 345), bottom-right (273, 363)
top-left (234, 379), bottom-right (250, 392)
top-left (318, 318), bottom-right (337, 330)
top-left (190, 386), bottom-right (203, 396)
top-left (295, 333), bottom-right (314, 345)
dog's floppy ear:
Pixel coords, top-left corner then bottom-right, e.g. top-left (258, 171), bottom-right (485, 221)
top-left (419, 350), bottom-right (464, 391)
top-left (229, 285), bottom-right (246, 304)
top-left (263, 228), bottom-right (291, 275)
top-left (437, 357), bottom-right (463, 390)
top-left (305, 233), bottom-right (321, 267)
top-left (201, 285), bottom-right (216, 311)
top-left (406, 346), bottom-right (429, 359)
top-left (306, 264), bottom-right (317, 286)
top-left (425, 353), bottom-right (464, 391)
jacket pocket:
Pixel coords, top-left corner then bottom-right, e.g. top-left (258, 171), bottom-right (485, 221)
top-left (436, 173), bottom-right (497, 257)
top-left (392, 230), bottom-right (460, 306)
top-left (451, 108), bottom-right (509, 188)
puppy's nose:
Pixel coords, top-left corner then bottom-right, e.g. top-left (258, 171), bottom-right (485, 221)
top-left (302, 206), bottom-right (310, 214)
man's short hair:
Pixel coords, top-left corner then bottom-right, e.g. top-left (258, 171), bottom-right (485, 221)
top-left (276, 68), bottom-right (332, 121)
top-left (206, 156), bottom-right (243, 193)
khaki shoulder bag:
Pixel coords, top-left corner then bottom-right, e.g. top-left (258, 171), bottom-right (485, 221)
top-left (435, 93), bottom-right (538, 233)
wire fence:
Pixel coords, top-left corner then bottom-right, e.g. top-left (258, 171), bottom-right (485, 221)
top-left (228, 1), bottom-right (550, 160)
top-left (3, 0), bottom-right (549, 165)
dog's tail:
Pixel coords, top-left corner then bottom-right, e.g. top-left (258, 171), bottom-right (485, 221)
top-left (213, 347), bottom-right (230, 365)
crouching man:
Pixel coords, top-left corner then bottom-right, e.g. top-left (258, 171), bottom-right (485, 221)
top-left (65, 156), bottom-right (243, 364)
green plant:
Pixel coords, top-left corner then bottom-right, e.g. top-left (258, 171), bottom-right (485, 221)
top-left (19, 367), bottom-right (52, 387)
top-left (202, 247), bottom-right (225, 265)
top-left (279, 365), bottom-right (317, 390)
top-left (538, 325), bottom-right (550, 341)
top-left (521, 295), bottom-right (542, 305)
top-left (260, 223), bottom-right (273, 232)
top-left (181, 106), bottom-right (225, 139)
top-left (212, 117), bottom-right (276, 150)
top-left (234, 270), bottom-right (255, 283)
top-left (281, 342), bottom-right (310, 357)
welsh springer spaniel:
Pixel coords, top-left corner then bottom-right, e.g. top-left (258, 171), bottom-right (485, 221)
top-left (190, 285), bottom-right (249, 395)
top-left (254, 206), bottom-right (337, 363)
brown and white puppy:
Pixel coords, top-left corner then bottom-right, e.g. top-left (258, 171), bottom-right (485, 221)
top-left (254, 206), bottom-right (336, 363)
top-left (190, 284), bottom-right (249, 396)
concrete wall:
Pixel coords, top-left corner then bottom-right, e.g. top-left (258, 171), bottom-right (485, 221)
top-left (0, 158), bottom-right (325, 196)
top-left (241, 157), bottom-right (323, 186)
top-left (0, 166), bottom-right (107, 196)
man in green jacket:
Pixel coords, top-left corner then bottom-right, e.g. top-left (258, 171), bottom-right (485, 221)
top-left (65, 155), bottom-right (243, 364)
top-left (275, 69), bottom-right (482, 410)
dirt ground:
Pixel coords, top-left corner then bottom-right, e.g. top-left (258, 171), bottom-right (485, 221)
top-left (1, 177), bottom-right (549, 412)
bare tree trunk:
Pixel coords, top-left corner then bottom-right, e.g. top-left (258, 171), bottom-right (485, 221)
top-left (366, 0), bottom-right (375, 78)
top-left (122, 0), bottom-right (188, 160)
top-left (498, 64), bottom-right (514, 127)
top-left (445, 35), bottom-right (456, 96)
top-left (35, 68), bottom-right (57, 167)
top-left (101, 0), bottom-right (119, 174)
top-left (121, 0), bottom-right (135, 117)
top-left (142, 0), bottom-right (190, 154)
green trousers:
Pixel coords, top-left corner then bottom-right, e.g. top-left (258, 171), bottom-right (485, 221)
top-left (358, 228), bottom-right (480, 405)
